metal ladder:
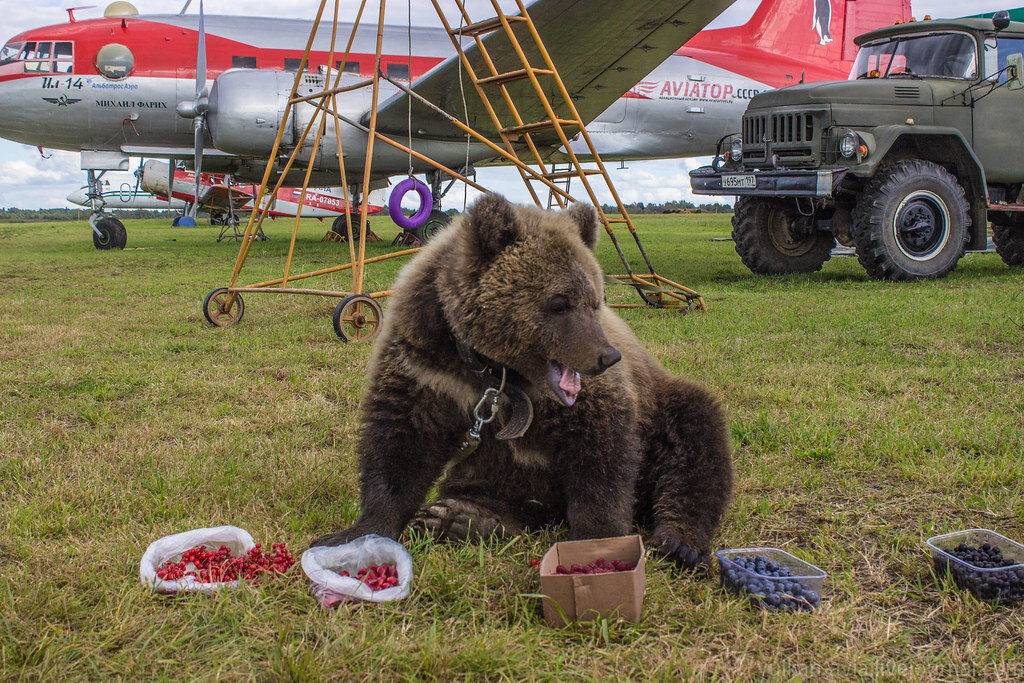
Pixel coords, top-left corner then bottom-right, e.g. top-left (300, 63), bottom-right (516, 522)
top-left (431, 0), bottom-right (705, 310)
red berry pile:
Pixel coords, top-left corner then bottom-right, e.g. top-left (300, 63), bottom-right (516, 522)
top-left (555, 558), bottom-right (635, 575)
top-left (155, 543), bottom-right (295, 583)
top-left (337, 563), bottom-right (400, 591)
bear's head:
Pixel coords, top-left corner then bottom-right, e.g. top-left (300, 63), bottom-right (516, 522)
top-left (437, 194), bottom-right (621, 407)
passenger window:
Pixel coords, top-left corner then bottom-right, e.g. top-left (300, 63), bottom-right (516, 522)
top-left (284, 58), bottom-right (302, 72)
top-left (232, 55), bottom-right (256, 69)
top-left (337, 60), bottom-right (360, 75)
top-left (386, 63), bottom-right (410, 81)
top-left (95, 43), bottom-right (134, 79)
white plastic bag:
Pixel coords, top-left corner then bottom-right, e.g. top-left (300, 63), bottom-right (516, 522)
top-left (301, 534), bottom-right (413, 607)
top-left (139, 525), bottom-right (256, 594)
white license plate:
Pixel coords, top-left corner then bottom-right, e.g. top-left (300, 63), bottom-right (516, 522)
top-left (722, 174), bottom-right (756, 189)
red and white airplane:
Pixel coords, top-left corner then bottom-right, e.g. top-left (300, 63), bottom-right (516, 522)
top-left (137, 159), bottom-right (383, 229)
top-left (0, 0), bottom-right (910, 248)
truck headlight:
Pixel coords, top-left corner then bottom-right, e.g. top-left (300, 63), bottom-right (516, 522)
top-left (730, 137), bottom-right (743, 162)
top-left (840, 132), bottom-right (859, 158)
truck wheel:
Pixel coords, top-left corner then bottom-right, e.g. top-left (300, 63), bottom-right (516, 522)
top-left (851, 160), bottom-right (969, 281)
top-left (731, 197), bottom-right (835, 274)
top-left (990, 214), bottom-right (1024, 267)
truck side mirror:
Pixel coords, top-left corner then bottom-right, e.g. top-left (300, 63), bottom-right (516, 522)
top-left (1007, 53), bottom-right (1024, 90)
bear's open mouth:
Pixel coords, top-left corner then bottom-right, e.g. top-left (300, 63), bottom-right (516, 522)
top-left (546, 360), bottom-right (582, 407)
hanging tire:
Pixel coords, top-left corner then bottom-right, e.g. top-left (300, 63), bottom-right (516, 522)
top-left (415, 209), bottom-right (452, 243)
top-left (731, 197), bottom-right (835, 274)
top-left (93, 217), bottom-right (127, 250)
top-left (851, 160), bottom-right (969, 281)
top-left (990, 213), bottom-right (1024, 267)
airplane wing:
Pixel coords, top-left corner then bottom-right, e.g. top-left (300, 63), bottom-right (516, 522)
top-left (198, 184), bottom-right (255, 210)
top-left (371, 0), bottom-right (736, 149)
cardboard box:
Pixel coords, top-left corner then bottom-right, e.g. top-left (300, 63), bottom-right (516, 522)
top-left (538, 535), bottom-right (646, 627)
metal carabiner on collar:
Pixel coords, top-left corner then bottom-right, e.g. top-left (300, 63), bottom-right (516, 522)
top-left (455, 368), bottom-right (507, 461)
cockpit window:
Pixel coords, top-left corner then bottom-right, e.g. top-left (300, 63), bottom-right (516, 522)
top-left (0, 41), bottom-right (22, 66)
top-left (54, 41), bottom-right (73, 73)
top-left (17, 41), bottom-right (36, 61)
top-left (25, 41), bottom-right (51, 72)
top-left (850, 32), bottom-right (978, 80)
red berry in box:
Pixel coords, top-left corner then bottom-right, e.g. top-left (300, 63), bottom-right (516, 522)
top-left (552, 558), bottom-right (635, 575)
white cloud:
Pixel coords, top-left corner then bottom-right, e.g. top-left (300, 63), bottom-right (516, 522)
top-left (0, 150), bottom-right (80, 186)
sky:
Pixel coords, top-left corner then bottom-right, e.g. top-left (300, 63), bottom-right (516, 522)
top-left (0, 0), bottom-right (1015, 209)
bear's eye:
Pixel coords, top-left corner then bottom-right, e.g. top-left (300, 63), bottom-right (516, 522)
top-left (545, 295), bottom-right (571, 314)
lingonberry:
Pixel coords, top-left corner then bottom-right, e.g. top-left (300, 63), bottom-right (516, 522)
top-left (156, 541), bottom-right (295, 584)
top-left (338, 563), bottom-right (400, 590)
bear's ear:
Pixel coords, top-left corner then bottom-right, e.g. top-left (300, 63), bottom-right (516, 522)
top-left (566, 202), bottom-right (600, 250)
top-left (465, 193), bottom-right (521, 261)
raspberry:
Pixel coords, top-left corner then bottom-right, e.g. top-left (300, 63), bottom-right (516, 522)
top-left (555, 559), bottom-right (636, 575)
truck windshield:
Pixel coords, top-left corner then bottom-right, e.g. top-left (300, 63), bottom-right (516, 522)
top-left (0, 41), bottom-right (22, 66)
top-left (850, 32), bottom-right (977, 80)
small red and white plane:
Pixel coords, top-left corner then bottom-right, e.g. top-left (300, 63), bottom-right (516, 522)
top-left (136, 159), bottom-right (383, 230)
top-left (0, 0), bottom-right (910, 248)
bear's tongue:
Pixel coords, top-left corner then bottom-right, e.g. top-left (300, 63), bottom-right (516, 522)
top-left (548, 361), bottom-right (582, 407)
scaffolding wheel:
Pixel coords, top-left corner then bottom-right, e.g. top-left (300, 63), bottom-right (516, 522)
top-left (203, 287), bottom-right (245, 327)
top-left (332, 294), bottom-right (382, 343)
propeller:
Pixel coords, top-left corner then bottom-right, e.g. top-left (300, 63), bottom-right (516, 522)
top-left (175, 0), bottom-right (208, 218)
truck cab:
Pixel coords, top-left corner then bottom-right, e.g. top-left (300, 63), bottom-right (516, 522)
top-left (690, 13), bottom-right (1024, 280)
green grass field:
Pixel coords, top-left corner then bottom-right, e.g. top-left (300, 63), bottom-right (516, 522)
top-left (2, 214), bottom-right (1023, 680)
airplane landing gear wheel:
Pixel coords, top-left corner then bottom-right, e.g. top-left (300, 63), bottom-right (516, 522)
top-left (332, 294), bottom-right (382, 342)
top-left (93, 217), bottom-right (127, 250)
top-left (415, 209), bottom-right (451, 243)
top-left (203, 287), bottom-right (245, 327)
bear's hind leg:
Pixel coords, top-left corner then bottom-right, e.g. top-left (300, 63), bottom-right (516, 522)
top-left (640, 379), bottom-right (733, 570)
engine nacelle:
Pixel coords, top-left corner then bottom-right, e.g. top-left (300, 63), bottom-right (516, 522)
top-left (207, 70), bottom-right (295, 157)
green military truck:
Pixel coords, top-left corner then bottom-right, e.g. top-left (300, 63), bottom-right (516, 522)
top-left (690, 12), bottom-right (1024, 280)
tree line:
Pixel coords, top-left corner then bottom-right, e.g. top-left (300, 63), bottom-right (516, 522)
top-left (0, 208), bottom-right (176, 223)
top-left (600, 200), bottom-right (732, 214)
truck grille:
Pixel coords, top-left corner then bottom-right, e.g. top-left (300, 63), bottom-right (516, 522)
top-left (743, 113), bottom-right (815, 144)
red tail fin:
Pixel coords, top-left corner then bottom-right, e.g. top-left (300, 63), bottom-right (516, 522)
top-left (683, 0), bottom-right (912, 86)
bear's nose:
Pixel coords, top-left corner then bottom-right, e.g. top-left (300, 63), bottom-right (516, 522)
top-left (597, 346), bottom-right (622, 373)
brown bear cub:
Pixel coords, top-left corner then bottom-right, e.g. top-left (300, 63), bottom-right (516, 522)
top-left (311, 194), bottom-right (733, 569)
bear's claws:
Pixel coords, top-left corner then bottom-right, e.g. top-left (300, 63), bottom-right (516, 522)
top-left (649, 534), bottom-right (711, 573)
top-left (410, 498), bottom-right (515, 542)
top-left (308, 527), bottom-right (378, 549)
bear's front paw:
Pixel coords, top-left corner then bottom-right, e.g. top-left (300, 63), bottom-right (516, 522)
top-left (649, 532), bottom-right (711, 573)
top-left (409, 498), bottom-right (516, 542)
top-left (308, 528), bottom-right (368, 549)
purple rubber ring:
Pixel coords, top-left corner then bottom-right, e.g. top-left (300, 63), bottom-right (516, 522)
top-left (389, 178), bottom-right (433, 230)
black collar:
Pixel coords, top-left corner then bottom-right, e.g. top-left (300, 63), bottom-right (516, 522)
top-left (453, 338), bottom-right (534, 440)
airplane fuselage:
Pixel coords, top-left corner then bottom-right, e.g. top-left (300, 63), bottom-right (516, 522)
top-left (0, 13), bottom-right (778, 177)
